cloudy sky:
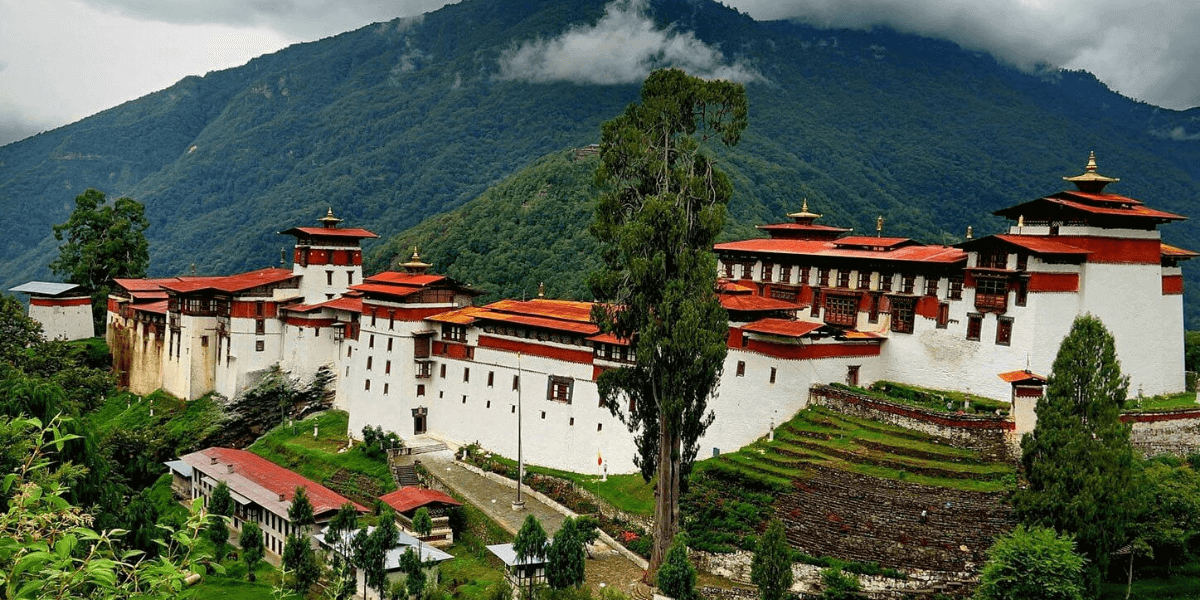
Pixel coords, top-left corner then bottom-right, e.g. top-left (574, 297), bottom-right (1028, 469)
top-left (2, 0), bottom-right (1199, 146)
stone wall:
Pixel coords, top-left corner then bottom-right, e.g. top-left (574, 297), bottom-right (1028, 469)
top-left (808, 385), bottom-right (1016, 461)
top-left (1124, 408), bottom-right (1200, 457)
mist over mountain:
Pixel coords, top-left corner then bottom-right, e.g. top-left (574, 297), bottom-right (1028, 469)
top-left (3, 0), bottom-right (1200, 323)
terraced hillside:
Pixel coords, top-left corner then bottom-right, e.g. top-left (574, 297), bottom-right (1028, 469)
top-left (691, 405), bottom-right (1016, 574)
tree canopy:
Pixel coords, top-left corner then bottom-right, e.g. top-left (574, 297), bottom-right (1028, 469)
top-left (656, 533), bottom-right (698, 600)
top-left (547, 517), bottom-right (587, 589)
top-left (973, 525), bottom-right (1085, 600)
top-left (287, 485), bottom-right (315, 528)
top-left (1014, 314), bottom-right (1136, 585)
top-left (49, 189), bottom-right (149, 325)
top-left (751, 519), bottom-right (793, 600)
top-left (590, 67), bottom-right (746, 573)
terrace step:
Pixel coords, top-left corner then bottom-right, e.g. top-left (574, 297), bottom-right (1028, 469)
top-left (391, 463), bottom-right (422, 488)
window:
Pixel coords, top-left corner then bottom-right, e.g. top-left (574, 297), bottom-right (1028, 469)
top-left (736, 361), bottom-right (746, 377)
top-left (463, 368), bottom-right (470, 383)
top-left (723, 262), bottom-right (734, 278)
top-left (741, 333), bottom-right (749, 348)
top-left (463, 396), bottom-right (468, 404)
top-left (948, 277), bottom-right (963, 300)
top-left (440, 364), bottom-right (446, 378)
top-left (369, 334), bottom-right (375, 349)
top-left (383, 383), bottom-right (389, 395)
top-left (770, 287), bottom-right (798, 302)
top-left (487, 401), bottom-right (491, 409)
top-left (1016, 253), bottom-right (1028, 271)
top-left (347, 271), bottom-right (354, 285)
top-left (256, 301), bottom-right (264, 317)
top-left (857, 271), bottom-right (871, 290)
top-left (837, 270), bottom-right (851, 288)
top-left (936, 303), bottom-right (950, 328)
top-left (256, 319), bottom-right (265, 335)
top-left (417, 384), bottom-right (425, 396)
top-left (966, 313), bottom-right (983, 341)
top-left (824, 294), bottom-right (858, 327)
top-left (740, 263), bottom-right (752, 279)
top-left (597, 423), bottom-right (603, 432)
top-left (780, 265), bottom-right (792, 284)
top-left (769, 367), bottom-right (777, 384)
top-left (365, 379), bottom-right (371, 391)
top-left (570, 418), bottom-right (575, 426)
top-left (513, 375), bottom-right (520, 391)
top-left (416, 361), bottom-right (433, 378)
top-left (868, 293), bottom-right (882, 324)
top-left (442, 324), bottom-right (467, 342)
top-left (371, 312), bottom-right (377, 327)
top-left (925, 277), bottom-right (940, 297)
top-left (762, 264), bottom-right (773, 282)
top-left (256, 340), bottom-right (265, 352)
top-left (996, 317), bottom-right (1013, 346)
top-left (488, 371), bottom-right (494, 387)
top-left (366, 356), bottom-right (373, 370)
top-left (975, 277), bottom-right (1008, 312)
top-left (547, 376), bottom-right (573, 403)
top-left (890, 297), bottom-right (916, 334)
top-left (901, 274), bottom-right (916, 294)
top-left (326, 271), bottom-right (334, 285)
top-left (879, 273), bottom-right (893, 292)
top-left (1015, 279), bottom-right (1028, 306)
top-left (389, 314), bottom-right (395, 330)
top-left (846, 365), bottom-right (860, 387)
top-left (978, 249), bottom-right (1008, 269)
top-left (387, 337), bottom-right (393, 352)
top-left (385, 360), bottom-right (391, 374)
top-left (810, 289), bottom-right (822, 317)
top-left (201, 335), bottom-right (208, 347)
top-left (541, 411), bottom-right (546, 419)
top-left (818, 268), bottom-right (831, 287)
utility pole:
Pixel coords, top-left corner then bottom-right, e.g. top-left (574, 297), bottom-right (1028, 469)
top-left (513, 352), bottom-right (525, 510)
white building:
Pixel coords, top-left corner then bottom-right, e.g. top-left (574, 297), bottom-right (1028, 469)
top-left (10, 282), bottom-right (94, 341)
top-left (111, 156), bottom-right (1195, 474)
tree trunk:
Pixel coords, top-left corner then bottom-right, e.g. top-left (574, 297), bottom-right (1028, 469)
top-left (649, 424), bottom-right (683, 577)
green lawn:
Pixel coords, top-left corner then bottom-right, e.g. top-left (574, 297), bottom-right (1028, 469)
top-left (439, 542), bottom-right (508, 600)
top-left (247, 410), bottom-right (396, 506)
top-left (1126, 391), bottom-right (1200, 412)
top-left (836, 381), bottom-right (1011, 415)
top-left (464, 450), bottom-right (655, 517)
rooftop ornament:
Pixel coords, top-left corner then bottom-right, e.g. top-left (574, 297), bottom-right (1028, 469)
top-left (319, 207), bottom-right (343, 229)
top-left (1063, 151), bottom-right (1119, 193)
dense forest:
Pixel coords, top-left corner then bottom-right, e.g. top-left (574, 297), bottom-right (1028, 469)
top-left (3, 0), bottom-right (1200, 322)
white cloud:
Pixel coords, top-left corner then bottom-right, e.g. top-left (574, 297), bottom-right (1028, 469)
top-left (498, 0), bottom-right (764, 85)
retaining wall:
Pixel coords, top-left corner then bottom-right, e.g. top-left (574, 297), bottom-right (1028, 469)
top-left (1124, 408), bottom-right (1200, 457)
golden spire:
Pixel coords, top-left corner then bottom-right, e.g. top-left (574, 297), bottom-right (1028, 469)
top-left (966, 225), bottom-right (973, 240)
top-left (537, 282), bottom-right (545, 298)
top-left (319, 207), bottom-right (343, 228)
top-left (876, 215), bottom-right (884, 237)
top-left (1063, 151), bottom-right (1119, 193)
top-left (400, 246), bottom-right (432, 274)
top-left (786, 198), bottom-right (822, 222)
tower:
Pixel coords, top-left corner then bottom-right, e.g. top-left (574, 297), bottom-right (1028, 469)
top-left (279, 208), bottom-right (378, 303)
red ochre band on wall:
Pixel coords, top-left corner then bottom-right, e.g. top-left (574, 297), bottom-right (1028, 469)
top-left (1163, 275), bottom-right (1185, 295)
top-left (283, 316), bottom-right (336, 328)
top-left (30, 296), bottom-right (91, 307)
top-left (745, 338), bottom-right (881, 360)
top-left (1052, 236), bottom-right (1161, 264)
top-left (477, 335), bottom-right (594, 365)
top-left (361, 305), bottom-right (449, 321)
top-left (1027, 272), bottom-right (1080, 293)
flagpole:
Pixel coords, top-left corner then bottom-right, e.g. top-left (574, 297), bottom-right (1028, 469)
top-left (513, 352), bottom-right (525, 511)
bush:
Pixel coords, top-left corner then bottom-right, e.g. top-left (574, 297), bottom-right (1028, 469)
top-left (819, 568), bottom-right (862, 600)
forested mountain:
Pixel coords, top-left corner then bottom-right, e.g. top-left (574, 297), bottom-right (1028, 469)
top-left (3, 0), bottom-right (1200, 323)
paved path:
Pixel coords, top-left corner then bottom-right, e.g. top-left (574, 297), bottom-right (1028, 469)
top-left (415, 445), bottom-right (650, 597)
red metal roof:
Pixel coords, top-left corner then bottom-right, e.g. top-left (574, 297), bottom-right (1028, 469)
top-left (995, 194), bottom-right (1185, 222)
top-left (981, 235), bottom-right (1091, 256)
top-left (132, 300), bottom-right (169, 315)
top-left (998, 370), bottom-right (1046, 384)
top-left (717, 280), bottom-right (756, 294)
top-left (715, 239), bottom-right (966, 264)
top-left (160, 268), bottom-right (299, 294)
top-left (287, 296), bottom-right (364, 314)
top-left (720, 293), bottom-right (806, 312)
top-left (1162, 243), bottom-right (1200, 259)
top-left (486, 299), bottom-right (596, 323)
top-left (741, 318), bottom-right (825, 338)
top-left (379, 487), bottom-right (461, 514)
top-left (183, 447), bottom-right (366, 515)
top-left (279, 226), bottom-right (379, 239)
top-left (477, 311), bottom-right (600, 335)
top-left (587, 332), bottom-right (632, 346)
top-left (833, 236), bottom-right (915, 249)
top-left (364, 272), bottom-right (447, 286)
top-left (1057, 190), bottom-right (1143, 206)
top-left (427, 307), bottom-right (489, 325)
top-left (348, 283), bottom-right (422, 298)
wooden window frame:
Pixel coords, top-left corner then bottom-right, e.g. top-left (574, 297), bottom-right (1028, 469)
top-left (857, 271), bottom-right (871, 290)
top-left (925, 277), bottom-right (940, 297)
top-left (824, 293), bottom-right (858, 328)
top-left (547, 376), bottom-right (574, 404)
top-left (736, 361), bottom-right (746, 377)
top-left (762, 263), bottom-right (773, 283)
top-left (948, 277), bottom-right (963, 300)
top-left (966, 313), bottom-right (983, 341)
top-left (890, 296), bottom-right (916, 334)
top-left (996, 316), bottom-right (1014, 346)
top-left (974, 276), bottom-right (1009, 312)
top-left (837, 269), bottom-right (851, 288)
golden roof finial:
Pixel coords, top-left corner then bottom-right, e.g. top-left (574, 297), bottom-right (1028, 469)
top-left (319, 207), bottom-right (343, 228)
top-left (966, 225), bottom-right (973, 240)
top-left (400, 245), bottom-right (432, 274)
top-left (537, 282), bottom-right (545, 298)
top-left (786, 198), bottom-right (822, 222)
top-left (1018, 215), bottom-right (1025, 229)
top-left (1063, 151), bottom-right (1119, 192)
top-left (876, 215), bottom-right (884, 237)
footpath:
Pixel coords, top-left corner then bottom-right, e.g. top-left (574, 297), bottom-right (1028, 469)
top-left (413, 444), bottom-right (652, 599)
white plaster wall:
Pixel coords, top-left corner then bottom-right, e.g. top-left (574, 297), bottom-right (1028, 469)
top-left (29, 301), bottom-right (94, 341)
top-left (279, 320), bottom-right (340, 387)
top-left (214, 315), bottom-right (285, 400)
top-left (293, 250), bottom-right (362, 304)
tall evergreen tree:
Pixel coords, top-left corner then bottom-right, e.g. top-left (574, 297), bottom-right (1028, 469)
top-left (49, 188), bottom-right (150, 327)
top-left (513, 514), bottom-right (548, 599)
top-left (751, 519), bottom-right (793, 600)
top-left (1015, 314), bottom-right (1136, 585)
top-left (656, 533), bottom-right (698, 600)
top-left (206, 481), bottom-right (234, 558)
top-left (973, 525), bottom-right (1085, 600)
top-left (590, 67), bottom-right (747, 573)
top-left (239, 520), bottom-right (265, 582)
top-left (288, 486), bottom-right (315, 530)
top-left (547, 517), bottom-right (586, 589)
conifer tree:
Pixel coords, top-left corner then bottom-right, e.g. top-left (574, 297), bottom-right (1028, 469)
top-left (547, 517), bottom-right (586, 589)
top-left (751, 519), bottom-right (793, 600)
top-left (590, 67), bottom-right (747, 574)
top-left (288, 485), bottom-right (316, 530)
top-left (656, 533), bottom-right (698, 600)
top-left (206, 481), bottom-right (234, 558)
top-left (513, 514), bottom-right (548, 598)
top-left (1015, 314), bottom-right (1136, 585)
top-left (239, 520), bottom-right (265, 582)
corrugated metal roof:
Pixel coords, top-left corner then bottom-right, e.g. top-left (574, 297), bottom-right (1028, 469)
top-left (279, 226), bottom-right (379, 239)
top-left (998, 370), bottom-right (1046, 384)
top-left (715, 239), bottom-right (967, 265)
top-left (487, 542), bottom-right (550, 567)
top-left (9, 282), bottom-right (84, 296)
top-left (379, 486), bottom-right (461, 514)
top-left (720, 294), bottom-right (806, 312)
top-left (317, 528), bottom-right (452, 569)
top-left (741, 318), bottom-right (825, 338)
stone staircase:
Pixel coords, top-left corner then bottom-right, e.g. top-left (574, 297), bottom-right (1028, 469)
top-left (391, 462), bottom-right (421, 488)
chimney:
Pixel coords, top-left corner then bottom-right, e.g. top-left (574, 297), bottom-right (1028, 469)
top-left (210, 457), bottom-right (218, 465)
top-left (227, 463), bottom-right (235, 474)
top-left (278, 492), bottom-right (286, 502)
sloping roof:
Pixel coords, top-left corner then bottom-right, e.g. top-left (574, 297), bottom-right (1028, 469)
top-left (427, 306), bottom-right (490, 325)
top-left (159, 268), bottom-right (298, 294)
top-left (286, 295), bottom-right (364, 314)
top-left (715, 238), bottom-right (967, 265)
top-left (998, 370), bottom-right (1046, 384)
top-left (960, 235), bottom-right (1091, 257)
top-left (279, 226), bottom-right (379, 239)
top-left (132, 300), bottom-right (169, 315)
top-left (364, 272), bottom-right (447, 286)
top-left (179, 447), bottom-right (366, 517)
top-left (833, 236), bottom-right (917, 249)
top-left (487, 542), bottom-right (550, 567)
top-left (486, 299), bottom-right (596, 323)
top-left (586, 332), bottom-right (631, 346)
top-left (994, 193), bottom-right (1185, 222)
top-left (741, 318), bottom-right (826, 338)
top-left (379, 487), bottom-right (462, 514)
top-left (1162, 243), bottom-right (1200, 259)
top-left (9, 282), bottom-right (85, 296)
top-left (720, 294), bottom-right (806, 312)
top-left (317, 527), bottom-right (453, 568)
top-left (163, 460), bottom-right (193, 478)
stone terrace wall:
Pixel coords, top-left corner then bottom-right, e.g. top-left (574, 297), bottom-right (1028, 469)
top-left (777, 464), bottom-right (1013, 576)
top-left (1124, 408), bottom-right (1200, 457)
top-left (808, 385), bottom-right (1016, 461)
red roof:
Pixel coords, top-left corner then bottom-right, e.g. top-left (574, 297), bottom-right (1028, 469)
top-left (720, 293), bottom-right (806, 312)
top-left (971, 235), bottom-right (1091, 257)
top-left (486, 299), bottom-right (596, 323)
top-left (998, 370), bottom-right (1046, 384)
top-left (1162, 243), bottom-right (1200, 259)
top-left (160, 268), bottom-right (299, 294)
top-left (833, 236), bottom-right (916, 249)
top-left (279, 226), bottom-right (379, 239)
top-left (348, 283), bottom-right (421, 299)
top-left (715, 239), bottom-right (966, 265)
top-left (995, 193), bottom-right (1185, 222)
top-left (717, 280), bottom-right (756, 294)
top-left (183, 447), bottom-right (366, 515)
top-left (287, 295), bottom-right (364, 314)
top-left (476, 311), bottom-right (600, 335)
top-left (427, 306), bottom-right (489, 325)
top-left (364, 272), bottom-right (447, 286)
top-left (379, 487), bottom-right (461, 514)
top-left (741, 318), bottom-right (826, 338)
top-left (587, 332), bottom-right (632, 346)
top-left (132, 300), bottom-right (169, 315)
